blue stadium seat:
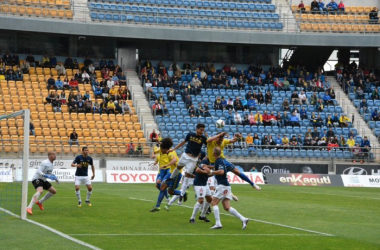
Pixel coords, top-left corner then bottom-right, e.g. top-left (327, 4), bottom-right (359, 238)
top-left (234, 149), bottom-right (242, 157)
top-left (285, 149), bottom-right (293, 158)
top-left (299, 150), bottom-right (307, 158)
top-left (278, 149), bottom-right (285, 158)
top-left (91, 12), bottom-right (98, 20)
top-left (141, 16), bottom-right (147, 23)
top-left (98, 13), bottom-right (105, 20)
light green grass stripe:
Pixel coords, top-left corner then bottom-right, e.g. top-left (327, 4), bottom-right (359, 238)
top-left (69, 233), bottom-right (332, 237)
top-left (128, 197), bottom-right (335, 237)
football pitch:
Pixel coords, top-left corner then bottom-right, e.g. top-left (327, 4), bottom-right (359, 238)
top-left (1, 183), bottom-right (380, 250)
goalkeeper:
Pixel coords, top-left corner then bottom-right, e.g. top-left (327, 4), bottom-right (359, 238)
top-left (27, 151), bottom-right (59, 215)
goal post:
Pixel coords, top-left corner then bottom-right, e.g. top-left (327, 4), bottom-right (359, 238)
top-left (0, 109), bottom-right (30, 219)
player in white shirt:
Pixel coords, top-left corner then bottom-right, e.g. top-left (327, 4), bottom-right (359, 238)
top-left (27, 151), bottom-right (59, 215)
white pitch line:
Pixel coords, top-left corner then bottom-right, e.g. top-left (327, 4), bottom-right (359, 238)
top-left (128, 197), bottom-right (334, 237)
top-left (0, 207), bottom-right (102, 250)
top-left (69, 233), bottom-right (330, 237)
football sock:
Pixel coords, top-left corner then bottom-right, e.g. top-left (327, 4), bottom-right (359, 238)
top-left (168, 195), bottom-right (179, 205)
top-left (86, 191), bottom-right (92, 201)
top-left (200, 202), bottom-right (210, 217)
top-left (190, 202), bottom-right (202, 220)
top-left (180, 177), bottom-right (188, 196)
top-left (28, 192), bottom-right (41, 208)
top-left (170, 168), bottom-right (179, 179)
top-left (156, 190), bottom-right (165, 207)
top-left (76, 190), bottom-right (81, 201)
top-left (157, 183), bottom-right (161, 190)
top-left (213, 205), bottom-right (221, 226)
top-left (39, 192), bottom-right (54, 204)
top-left (173, 190), bottom-right (181, 196)
top-left (164, 189), bottom-right (169, 199)
top-left (238, 173), bottom-right (254, 186)
top-left (228, 207), bottom-right (245, 221)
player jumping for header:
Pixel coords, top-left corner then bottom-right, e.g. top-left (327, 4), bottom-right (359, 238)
top-left (166, 123), bottom-right (208, 204)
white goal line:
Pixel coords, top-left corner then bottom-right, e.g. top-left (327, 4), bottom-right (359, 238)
top-left (0, 207), bottom-right (102, 250)
top-left (128, 197), bottom-right (334, 237)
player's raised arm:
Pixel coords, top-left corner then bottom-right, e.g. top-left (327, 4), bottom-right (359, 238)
top-left (207, 132), bottom-right (226, 143)
top-left (168, 139), bottom-right (186, 152)
top-left (229, 133), bottom-right (242, 143)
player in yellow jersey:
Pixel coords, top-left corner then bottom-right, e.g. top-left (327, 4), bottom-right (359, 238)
top-left (207, 132), bottom-right (261, 191)
top-left (150, 138), bottom-right (181, 212)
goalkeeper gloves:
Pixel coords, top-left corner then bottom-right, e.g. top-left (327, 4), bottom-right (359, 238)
top-left (43, 174), bottom-right (57, 181)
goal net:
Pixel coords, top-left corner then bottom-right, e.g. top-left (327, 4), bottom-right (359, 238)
top-left (0, 109), bottom-right (30, 220)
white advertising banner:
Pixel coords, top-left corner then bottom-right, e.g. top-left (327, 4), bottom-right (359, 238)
top-left (29, 159), bottom-right (101, 169)
top-left (106, 170), bottom-right (264, 184)
top-left (341, 175), bottom-right (380, 188)
top-left (15, 169), bottom-right (103, 182)
top-left (0, 168), bottom-right (13, 182)
top-left (106, 160), bottom-right (158, 171)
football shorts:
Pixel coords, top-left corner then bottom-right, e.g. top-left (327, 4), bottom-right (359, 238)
top-left (75, 176), bottom-right (91, 186)
top-left (194, 185), bottom-right (211, 199)
top-left (178, 153), bottom-right (198, 174)
top-left (213, 184), bottom-right (233, 201)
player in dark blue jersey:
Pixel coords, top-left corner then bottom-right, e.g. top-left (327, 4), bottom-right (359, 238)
top-left (189, 155), bottom-right (213, 223)
top-left (210, 147), bottom-right (249, 230)
top-left (71, 147), bottom-right (95, 207)
top-left (167, 123), bottom-right (207, 204)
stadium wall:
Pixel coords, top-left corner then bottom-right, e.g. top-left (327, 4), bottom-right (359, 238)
top-left (1, 16), bottom-right (380, 47)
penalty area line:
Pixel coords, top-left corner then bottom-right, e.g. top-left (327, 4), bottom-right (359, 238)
top-left (69, 233), bottom-right (330, 237)
top-left (0, 207), bottom-right (102, 250)
top-left (128, 197), bottom-right (334, 237)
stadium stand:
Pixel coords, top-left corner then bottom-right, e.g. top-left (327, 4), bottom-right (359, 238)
top-left (0, 52), bottom-right (148, 156)
top-left (138, 60), bottom-right (375, 161)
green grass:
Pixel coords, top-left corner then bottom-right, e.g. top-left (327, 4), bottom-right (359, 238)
top-left (1, 183), bottom-right (380, 250)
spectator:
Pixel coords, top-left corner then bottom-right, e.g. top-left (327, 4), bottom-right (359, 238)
top-left (254, 111), bottom-right (263, 125)
top-left (55, 62), bottom-right (66, 76)
top-left (47, 75), bottom-right (56, 91)
top-left (311, 127), bottom-right (320, 138)
top-left (77, 98), bottom-right (85, 113)
top-left (290, 135), bottom-right (298, 148)
top-left (41, 54), bottom-right (50, 67)
top-left (347, 135), bottom-right (355, 148)
top-left (360, 136), bottom-right (371, 161)
top-left (107, 100), bottom-right (116, 114)
top-left (316, 99), bottom-right (324, 112)
top-left (247, 96), bottom-right (256, 111)
top-left (262, 111), bottom-right (271, 126)
top-left (233, 97), bottom-right (243, 111)
top-left (152, 100), bottom-right (162, 115)
top-left (371, 109), bottom-right (378, 120)
top-left (282, 98), bottom-right (290, 111)
top-left (226, 98), bottom-right (234, 110)
top-left (94, 86), bottom-right (103, 99)
top-left (226, 110), bottom-right (235, 125)
top-left (291, 91), bottom-right (299, 105)
top-left (356, 87), bottom-right (365, 99)
top-left (369, 7), bottom-right (379, 24)
top-left (297, 134), bottom-right (304, 147)
top-left (311, 0), bottom-right (320, 13)
top-left (298, 0), bottom-right (306, 13)
top-left (274, 78), bottom-right (284, 90)
top-left (188, 104), bottom-right (196, 117)
top-left (282, 135), bottom-right (290, 149)
top-left (352, 144), bottom-right (363, 163)
top-left (337, 0), bottom-right (344, 13)
top-left (289, 111), bottom-right (300, 126)
top-left (203, 103), bottom-right (211, 117)
top-left (29, 122), bottom-right (35, 135)
top-left (25, 53), bottom-right (35, 67)
top-left (323, 91), bottom-right (334, 106)
top-left (300, 106), bottom-right (308, 120)
top-left (318, 0), bottom-right (326, 13)
top-left (276, 111), bottom-right (283, 127)
top-left (55, 77), bottom-right (63, 90)
top-left (234, 111), bottom-right (242, 125)
top-left (326, 0), bottom-right (338, 14)
top-left (246, 133), bottom-right (253, 146)
top-left (69, 129), bottom-right (79, 146)
top-left (268, 111), bottom-right (278, 126)
top-left (310, 92), bottom-right (318, 105)
top-left (93, 100), bottom-right (102, 114)
top-left (265, 90), bottom-right (272, 104)
top-left (275, 134), bottom-right (283, 148)
top-left (339, 114), bottom-right (350, 127)
top-left (299, 91), bottom-right (307, 105)
top-left (21, 61), bottom-right (30, 74)
top-left (127, 142), bottom-right (135, 155)
top-left (250, 166), bottom-right (258, 172)
top-left (69, 77), bottom-right (79, 91)
top-left (327, 140), bottom-right (339, 151)
top-left (120, 100), bottom-right (129, 115)
top-left (282, 111), bottom-right (289, 126)
top-left (68, 98), bottom-right (77, 113)
top-left (150, 129), bottom-right (159, 143)
top-left (84, 100), bottom-right (93, 114)
top-left (326, 127), bottom-right (335, 138)
top-left (332, 113), bottom-right (340, 127)
top-left (52, 97), bottom-right (62, 112)
top-left (82, 70), bottom-right (90, 84)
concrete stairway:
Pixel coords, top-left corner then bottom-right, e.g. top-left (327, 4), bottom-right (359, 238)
top-left (330, 77), bottom-right (378, 148)
top-left (279, 0), bottom-right (298, 32)
top-left (126, 70), bottom-right (158, 139)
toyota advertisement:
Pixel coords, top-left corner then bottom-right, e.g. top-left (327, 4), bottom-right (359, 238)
top-left (336, 165), bottom-right (380, 176)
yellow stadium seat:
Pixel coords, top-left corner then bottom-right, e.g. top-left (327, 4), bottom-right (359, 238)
top-left (83, 129), bottom-right (90, 137)
top-left (19, 6), bottom-right (26, 15)
top-left (80, 121), bottom-right (88, 129)
top-left (347, 15), bottom-right (355, 23)
top-left (332, 24), bottom-right (339, 32)
top-left (71, 113), bottom-right (78, 120)
top-left (350, 7), bottom-right (358, 14)
top-left (137, 130), bottom-right (144, 138)
top-left (338, 24), bottom-right (346, 32)
top-left (95, 121), bottom-right (103, 129)
top-left (352, 24), bottom-right (359, 32)
top-left (63, 0), bottom-right (70, 9)
top-left (111, 146), bottom-right (119, 154)
top-left (63, 145), bottom-right (71, 154)
top-left (40, 0), bottom-right (48, 6)
top-left (95, 145), bottom-right (103, 154)
top-left (116, 114), bottom-right (124, 122)
top-left (111, 122), bottom-right (119, 130)
top-left (72, 145), bottom-right (80, 154)
top-left (38, 144), bottom-right (47, 153)
top-left (114, 130), bottom-right (121, 138)
top-left (49, 120), bottom-right (57, 128)
top-left (364, 7), bottom-right (372, 14)
top-left (129, 130), bottom-right (136, 138)
top-left (345, 24), bottom-right (353, 32)
top-left (30, 144), bottom-right (38, 154)
top-left (357, 6), bottom-right (364, 14)
top-left (340, 15), bottom-right (348, 23)
top-left (118, 122), bottom-right (126, 130)
top-left (121, 130), bottom-right (129, 138)
top-left (365, 25), bottom-right (374, 32)
top-left (104, 122), bottom-right (111, 130)
top-left (132, 115), bottom-right (138, 122)
top-left (10, 6), bottom-right (18, 14)
top-left (65, 10), bottom-right (73, 19)
top-left (98, 129), bottom-right (106, 137)
top-left (48, 0), bottom-right (55, 7)
top-left (124, 115), bottom-right (131, 122)
top-left (42, 8), bottom-right (50, 16)
top-left (101, 114), bottom-right (109, 122)
top-left (56, 0), bottom-right (63, 6)
top-left (358, 24), bottom-right (365, 32)
top-left (17, 0), bottom-right (24, 5)
top-left (345, 6), bottom-right (351, 13)
top-left (103, 146), bottom-right (111, 154)
top-left (58, 128), bottom-right (67, 137)
top-left (109, 114), bottom-right (116, 122)
top-left (372, 25), bottom-right (380, 33)
top-left (134, 122), bottom-right (141, 130)
top-left (359, 15), bottom-right (369, 23)
top-left (88, 121), bottom-right (96, 129)
top-left (65, 121), bottom-right (73, 128)
top-left (106, 129), bottom-right (114, 138)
